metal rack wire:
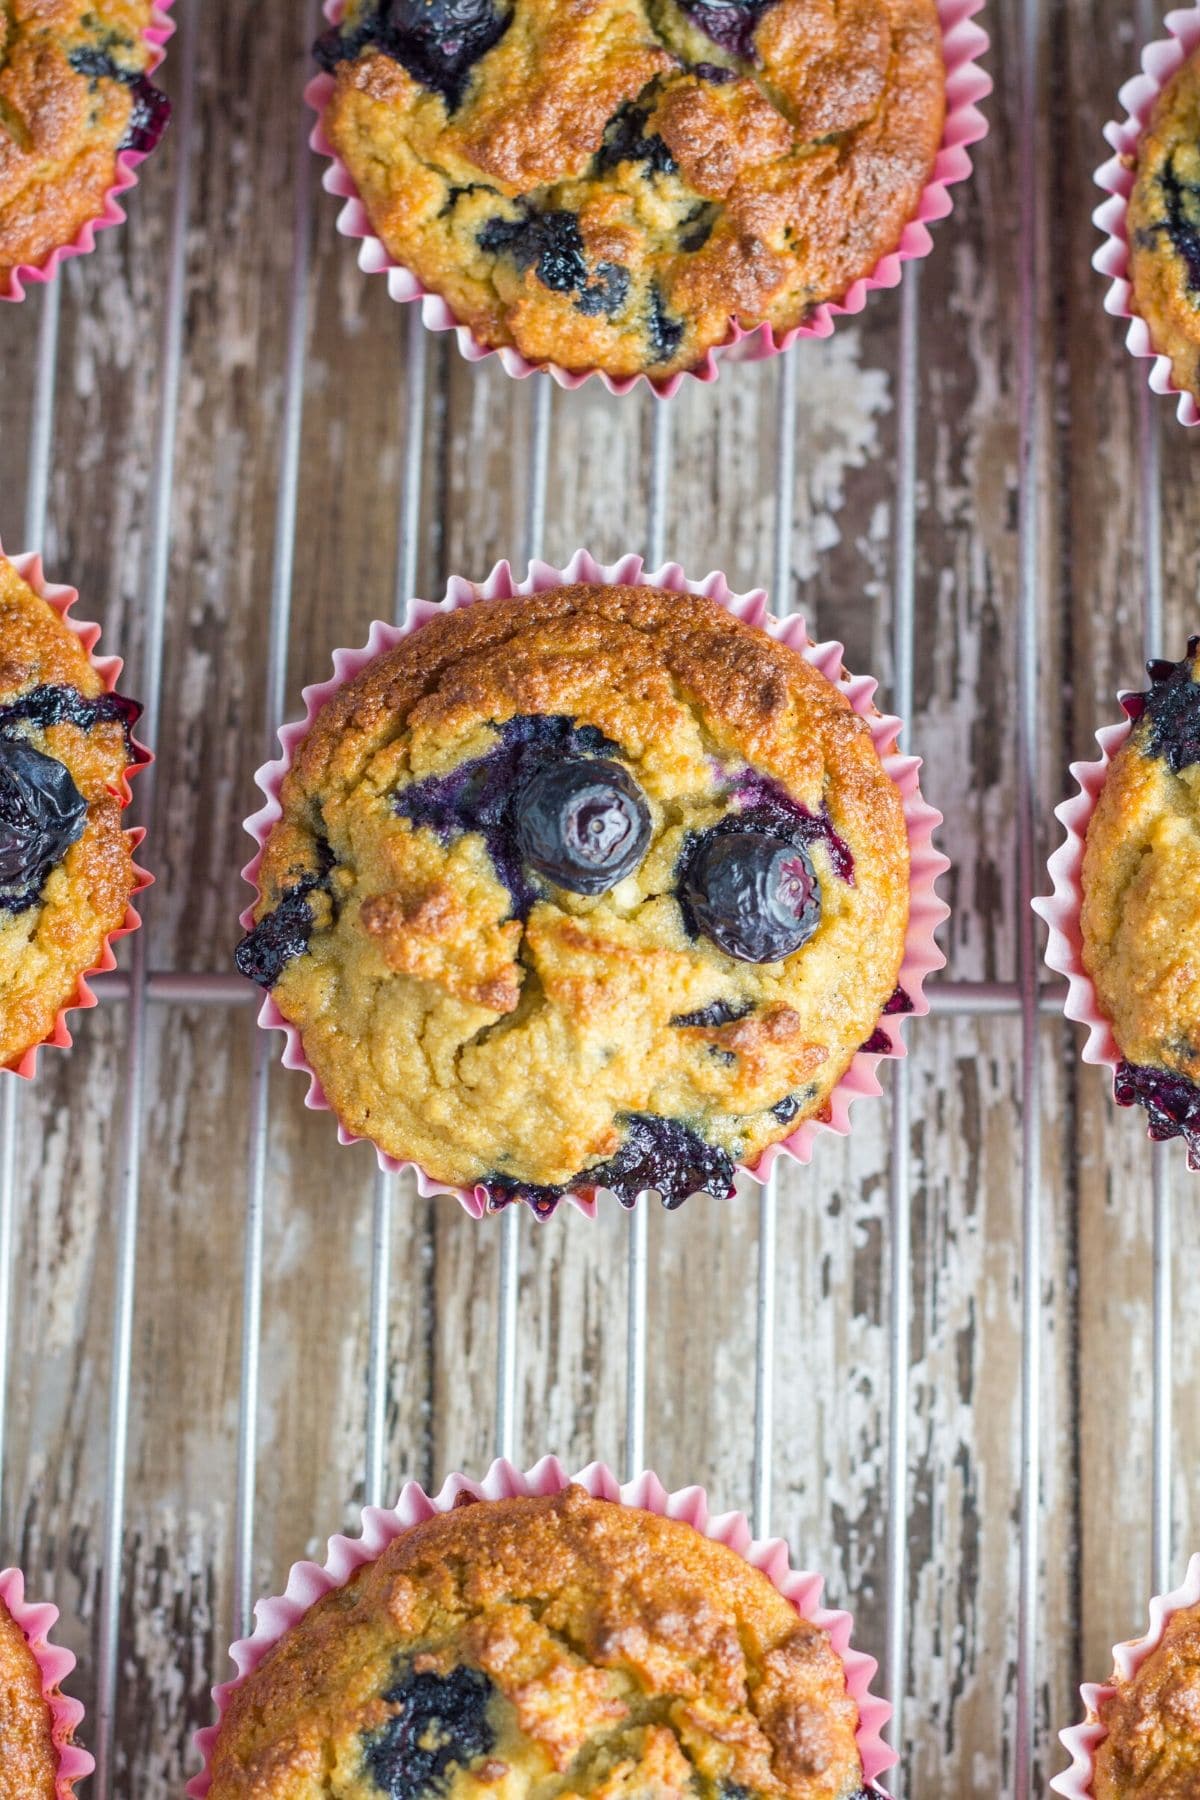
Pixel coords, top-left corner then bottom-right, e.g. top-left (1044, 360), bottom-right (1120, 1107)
top-left (0, 0), bottom-right (1181, 1792)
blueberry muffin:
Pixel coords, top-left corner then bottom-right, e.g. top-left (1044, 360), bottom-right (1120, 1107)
top-left (1127, 47), bottom-right (1200, 402)
top-left (1080, 640), bottom-right (1200, 1168)
top-left (0, 0), bottom-right (170, 293)
top-left (0, 1594), bottom-right (58, 1800)
top-left (1090, 1600), bottom-right (1200, 1798)
top-left (314, 0), bottom-right (945, 380)
top-left (236, 583), bottom-right (912, 1213)
top-left (206, 1484), bottom-right (877, 1800)
top-left (0, 554), bottom-right (144, 1071)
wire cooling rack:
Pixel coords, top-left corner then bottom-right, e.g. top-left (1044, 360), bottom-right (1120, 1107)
top-left (0, 0), bottom-right (1189, 1793)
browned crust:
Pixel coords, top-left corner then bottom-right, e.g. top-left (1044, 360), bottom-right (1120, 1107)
top-left (207, 1486), bottom-right (864, 1800)
top-left (321, 0), bottom-right (945, 377)
top-left (1128, 47), bottom-right (1200, 401)
top-left (0, 1596), bottom-right (57, 1800)
top-left (1095, 1603), bottom-right (1200, 1798)
top-left (0, 554), bottom-right (136, 1070)
top-left (0, 0), bottom-right (153, 283)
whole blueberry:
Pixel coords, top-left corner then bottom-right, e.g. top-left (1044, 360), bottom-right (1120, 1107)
top-left (0, 739), bottom-right (88, 899)
top-left (683, 829), bottom-right (820, 962)
top-left (515, 757), bottom-right (651, 895)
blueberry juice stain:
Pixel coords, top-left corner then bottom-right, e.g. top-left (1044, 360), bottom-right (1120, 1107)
top-left (67, 47), bottom-right (171, 153)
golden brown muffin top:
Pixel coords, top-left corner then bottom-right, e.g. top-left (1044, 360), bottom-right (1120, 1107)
top-left (0, 0), bottom-right (168, 286)
top-left (0, 1594), bottom-right (57, 1800)
top-left (1080, 639), bottom-right (1200, 1168)
top-left (1094, 1603), bottom-right (1200, 1799)
top-left (207, 1485), bottom-right (867, 1800)
top-left (1127, 46), bottom-right (1200, 400)
top-left (316, 0), bottom-right (944, 378)
top-left (237, 584), bottom-right (911, 1210)
top-left (0, 554), bottom-right (142, 1070)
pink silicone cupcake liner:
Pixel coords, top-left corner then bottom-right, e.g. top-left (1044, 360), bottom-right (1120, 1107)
top-left (188, 1456), bottom-right (896, 1798)
top-left (1, 0), bottom-right (175, 303)
top-left (1092, 5), bottom-right (1200, 427)
top-left (1052, 1551), bottom-right (1200, 1797)
top-left (304, 0), bottom-right (991, 396)
top-left (1033, 664), bottom-right (1197, 1168)
top-left (239, 548), bottom-right (949, 1219)
top-left (1, 545), bottom-right (153, 1080)
top-left (0, 1565), bottom-right (94, 1797)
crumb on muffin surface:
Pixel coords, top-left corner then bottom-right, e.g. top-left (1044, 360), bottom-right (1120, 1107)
top-left (1128, 46), bottom-right (1200, 401)
top-left (0, 1593), bottom-right (57, 1800)
top-left (0, 0), bottom-right (168, 288)
top-left (1094, 1602), bottom-right (1200, 1799)
top-left (236, 583), bottom-right (912, 1212)
top-left (1080, 639), bottom-right (1200, 1166)
top-left (0, 554), bottom-right (141, 1071)
top-left (315, 0), bottom-right (946, 378)
top-left (206, 1484), bottom-right (867, 1800)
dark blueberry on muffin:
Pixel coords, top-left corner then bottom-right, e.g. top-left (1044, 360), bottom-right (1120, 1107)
top-left (0, 742), bottom-right (89, 914)
top-left (0, 554), bottom-right (144, 1071)
top-left (0, 1), bottom-right (170, 294)
top-left (315, 0), bottom-right (946, 379)
top-left (1081, 640), bottom-right (1200, 1168)
top-left (242, 584), bottom-right (910, 1212)
top-left (681, 830), bottom-right (820, 963)
top-left (203, 1486), bottom-right (872, 1800)
top-left (315, 0), bottom-right (512, 108)
top-left (515, 757), bottom-right (651, 895)
top-left (363, 1663), bottom-right (495, 1796)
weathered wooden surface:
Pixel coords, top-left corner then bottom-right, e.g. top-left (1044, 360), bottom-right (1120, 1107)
top-left (1, 0), bottom-right (1197, 1793)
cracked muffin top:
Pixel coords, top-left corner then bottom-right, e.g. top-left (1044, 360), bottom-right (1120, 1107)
top-left (0, 554), bottom-right (143, 1071)
top-left (315, 0), bottom-right (945, 379)
top-left (205, 1484), bottom-right (872, 1800)
top-left (235, 583), bottom-right (911, 1214)
top-left (1093, 1601), bottom-right (1200, 1799)
top-left (1128, 46), bottom-right (1200, 401)
top-left (0, 1593), bottom-right (57, 1800)
top-left (0, 0), bottom-right (169, 292)
top-left (1081, 639), bottom-right (1200, 1170)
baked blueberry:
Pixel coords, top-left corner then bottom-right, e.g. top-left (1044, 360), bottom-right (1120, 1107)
top-left (596, 100), bottom-right (677, 176)
top-left (669, 998), bottom-right (753, 1028)
top-left (1122, 635), bottom-right (1200, 772)
top-left (676, 0), bottom-right (777, 60)
top-left (0, 740), bottom-right (89, 911)
top-left (315, 0), bottom-right (511, 109)
top-left (394, 713), bottom-right (621, 915)
top-left (1114, 1061), bottom-right (1200, 1169)
top-left (515, 757), bottom-right (651, 895)
top-left (478, 210), bottom-right (629, 317)
top-left (67, 49), bottom-right (172, 154)
top-left (0, 681), bottom-right (143, 748)
top-left (682, 829), bottom-right (820, 963)
top-left (647, 287), bottom-right (685, 365)
top-left (363, 1663), bottom-right (495, 1797)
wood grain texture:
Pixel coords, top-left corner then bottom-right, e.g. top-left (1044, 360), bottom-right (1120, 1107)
top-left (0, 0), bottom-right (1196, 1793)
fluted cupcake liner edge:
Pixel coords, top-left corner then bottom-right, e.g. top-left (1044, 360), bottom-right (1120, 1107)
top-left (0, 1565), bottom-right (94, 1798)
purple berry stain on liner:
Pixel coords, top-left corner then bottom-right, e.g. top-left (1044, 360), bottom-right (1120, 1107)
top-left (858, 983), bottom-right (913, 1055)
top-left (67, 48), bottom-right (171, 154)
top-left (1114, 1060), bottom-right (1200, 1170)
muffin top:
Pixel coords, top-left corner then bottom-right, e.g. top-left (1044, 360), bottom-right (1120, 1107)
top-left (316, 0), bottom-right (944, 379)
top-left (1093, 1602), bottom-right (1200, 1798)
top-left (0, 1594), bottom-right (57, 1800)
top-left (207, 1484), bottom-right (868, 1800)
top-left (1080, 640), bottom-right (1200, 1168)
top-left (236, 583), bottom-right (911, 1211)
top-left (1128, 47), bottom-right (1200, 401)
top-left (0, 0), bottom-right (170, 290)
top-left (0, 554), bottom-right (143, 1071)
